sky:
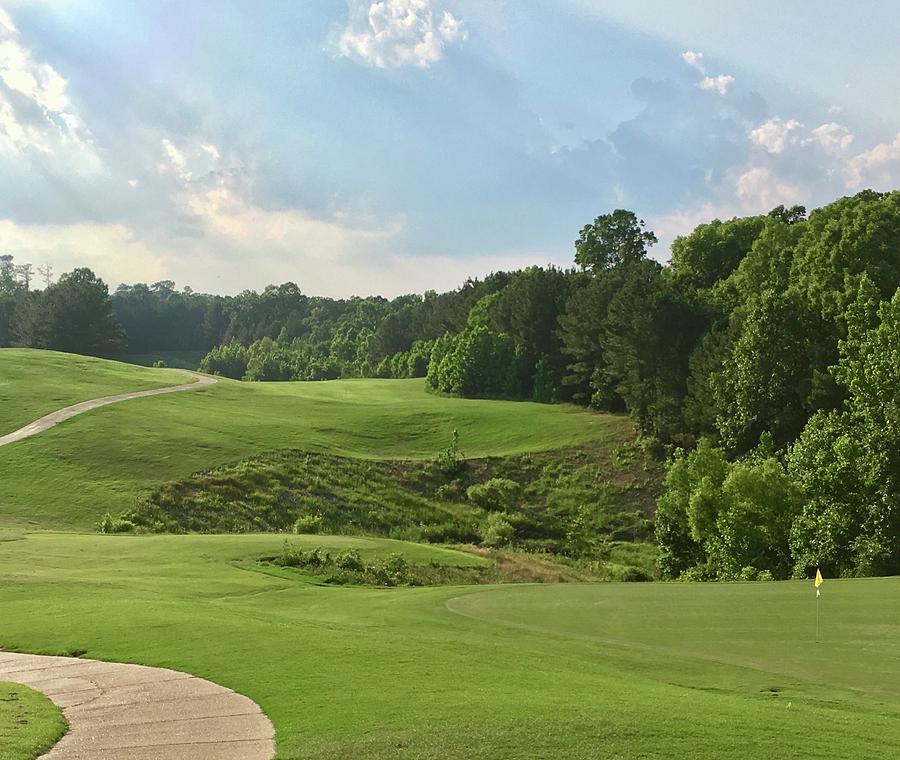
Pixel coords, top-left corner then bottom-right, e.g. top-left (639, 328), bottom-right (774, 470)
top-left (1, 0), bottom-right (899, 297)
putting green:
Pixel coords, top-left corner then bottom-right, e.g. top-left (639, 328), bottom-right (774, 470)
top-left (1, 533), bottom-right (899, 759)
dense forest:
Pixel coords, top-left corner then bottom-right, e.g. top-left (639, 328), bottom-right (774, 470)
top-left (3, 190), bottom-right (898, 581)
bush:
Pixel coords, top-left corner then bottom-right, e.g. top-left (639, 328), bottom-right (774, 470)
top-left (433, 429), bottom-right (466, 480)
top-left (294, 514), bottom-right (324, 534)
top-left (467, 478), bottom-right (521, 512)
top-left (152, 359), bottom-right (166, 368)
top-left (98, 513), bottom-right (135, 534)
top-left (480, 512), bottom-right (515, 547)
top-left (335, 549), bottom-right (364, 572)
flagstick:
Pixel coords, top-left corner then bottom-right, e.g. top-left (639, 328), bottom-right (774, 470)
top-left (816, 591), bottom-right (819, 643)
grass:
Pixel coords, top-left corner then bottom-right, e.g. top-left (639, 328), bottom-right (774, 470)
top-left (114, 350), bottom-right (207, 370)
top-left (0, 348), bottom-right (189, 436)
top-left (1, 532), bottom-right (899, 759)
top-left (0, 681), bottom-right (67, 760)
top-left (0, 352), bottom-right (633, 530)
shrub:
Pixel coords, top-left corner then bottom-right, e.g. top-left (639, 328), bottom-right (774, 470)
top-left (434, 429), bottom-right (466, 480)
top-left (618, 566), bottom-right (653, 582)
top-left (294, 514), bottom-right (324, 534)
top-left (97, 513), bottom-right (135, 534)
top-left (335, 549), bottom-right (364, 572)
top-left (480, 512), bottom-right (515, 547)
top-left (466, 478), bottom-right (521, 511)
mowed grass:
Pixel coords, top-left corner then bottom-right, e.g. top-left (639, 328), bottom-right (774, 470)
top-left (0, 349), bottom-right (189, 435)
top-left (0, 681), bottom-right (67, 760)
top-left (0, 358), bottom-right (630, 529)
top-left (1, 533), bottom-right (899, 759)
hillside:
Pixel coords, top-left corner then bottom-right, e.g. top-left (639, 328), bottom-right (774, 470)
top-left (0, 351), bottom-right (650, 531)
top-left (0, 348), bottom-right (190, 435)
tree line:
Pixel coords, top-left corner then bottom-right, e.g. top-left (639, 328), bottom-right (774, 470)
top-left (3, 189), bottom-right (898, 580)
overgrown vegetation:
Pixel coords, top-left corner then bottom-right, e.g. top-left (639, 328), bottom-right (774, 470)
top-left (264, 539), bottom-right (656, 586)
top-left (119, 437), bottom-right (660, 562)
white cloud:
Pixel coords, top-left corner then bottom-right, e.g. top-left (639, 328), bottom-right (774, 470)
top-left (808, 122), bottom-right (854, 156)
top-left (681, 50), bottom-right (705, 73)
top-left (735, 166), bottom-right (805, 210)
top-left (680, 49), bottom-right (733, 95)
top-left (845, 132), bottom-right (900, 190)
top-left (338, 0), bottom-right (466, 69)
top-left (0, 8), bottom-right (16, 34)
top-left (0, 219), bottom-right (170, 285)
top-left (0, 8), bottom-right (94, 161)
top-left (698, 74), bottom-right (734, 96)
top-left (750, 117), bottom-right (804, 154)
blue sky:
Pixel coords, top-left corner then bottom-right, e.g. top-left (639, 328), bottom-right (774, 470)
top-left (1, 0), bottom-right (899, 296)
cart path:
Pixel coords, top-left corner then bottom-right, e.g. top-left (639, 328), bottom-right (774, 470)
top-left (0, 652), bottom-right (275, 759)
top-left (0, 372), bottom-right (217, 448)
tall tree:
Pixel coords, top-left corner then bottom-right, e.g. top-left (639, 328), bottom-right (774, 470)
top-left (14, 268), bottom-right (127, 356)
top-left (574, 209), bottom-right (657, 273)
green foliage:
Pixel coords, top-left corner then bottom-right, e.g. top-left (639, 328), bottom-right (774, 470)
top-left (479, 512), bottom-right (516, 547)
top-left (199, 339), bottom-right (249, 379)
top-left (466, 478), bottom-right (521, 511)
top-left (788, 280), bottom-right (900, 578)
top-left (97, 512), bottom-right (135, 534)
top-left (574, 209), bottom-right (657, 272)
top-left (11, 268), bottom-right (126, 356)
top-left (427, 325), bottom-right (525, 398)
top-left (294, 514), bottom-right (324, 534)
top-left (656, 441), bottom-right (801, 579)
top-left (118, 436), bottom-right (660, 559)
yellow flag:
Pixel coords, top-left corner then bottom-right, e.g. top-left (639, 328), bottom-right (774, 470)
top-left (815, 568), bottom-right (824, 589)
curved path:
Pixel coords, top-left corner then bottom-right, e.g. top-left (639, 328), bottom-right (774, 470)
top-left (0, 372), bottom-right (217, 448)
top-left (0, 652), bottom-right (274, 759)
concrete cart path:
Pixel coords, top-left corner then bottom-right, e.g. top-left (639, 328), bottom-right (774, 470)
top-left (0, 372), bottom-right (217, 448)
top-left (0, 652), bottom-right (275, 759)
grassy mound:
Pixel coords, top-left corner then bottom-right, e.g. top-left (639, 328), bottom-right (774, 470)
top-left (0, 682), bottom-right (67, 760)
top-left (1, 532), bottom-right (899, 759)
top-left (0, 348), bottom-right (189, 436)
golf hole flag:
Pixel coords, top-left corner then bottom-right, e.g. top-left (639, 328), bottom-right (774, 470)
top-left (815, 568), bottom-right (824, 597)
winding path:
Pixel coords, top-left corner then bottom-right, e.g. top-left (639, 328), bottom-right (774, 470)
top-left (0, 372), bottom-right (216, 448)
top-left (0, 652), bottom-right (274, 759)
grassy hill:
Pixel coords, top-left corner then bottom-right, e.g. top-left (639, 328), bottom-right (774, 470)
top-left (1, 532), bottom-right (898, 759)
top-left (0, 348), bottom-right (189, 436)
top-left (0, 351), bottom-right (639, 529)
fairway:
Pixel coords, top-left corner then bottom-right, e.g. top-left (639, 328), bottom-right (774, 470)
top-left (1, 533), bottom-right (899, 759)
top-left (0, 355), bottom-right (630, 529)
top-left (0, 349), bottom-right (189, 436)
